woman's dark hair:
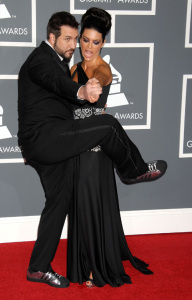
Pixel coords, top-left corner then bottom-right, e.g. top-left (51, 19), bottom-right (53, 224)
top-left (80, 7), bottom-right (112, 42)
top-left (47, 11), bottom-right (79, 40)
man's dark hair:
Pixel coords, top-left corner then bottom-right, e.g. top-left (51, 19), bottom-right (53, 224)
top-left (47, 11), bottom-right (79, 40)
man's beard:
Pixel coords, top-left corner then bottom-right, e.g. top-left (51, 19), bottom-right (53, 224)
top-left (60, 50), bottom-right (74, 63)
top-left (54, 42), bottom-right (74, 63)
top-left (62, 54), bottom-right (72, 63)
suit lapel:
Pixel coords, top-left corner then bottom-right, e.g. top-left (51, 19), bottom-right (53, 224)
top-left (54, 57), bottom-right (71, 78)
top-left (40, 41), bottom-right (71, 78)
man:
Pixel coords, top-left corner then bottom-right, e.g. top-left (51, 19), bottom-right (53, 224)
top-left (18, 11), bottom-right (167, 288)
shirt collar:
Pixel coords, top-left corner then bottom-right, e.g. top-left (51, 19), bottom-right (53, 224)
top-left (45, 39), bottom-right (63, 61)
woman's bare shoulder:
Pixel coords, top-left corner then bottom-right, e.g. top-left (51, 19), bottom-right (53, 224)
top-left (100, 58), bottom-right (111, 71)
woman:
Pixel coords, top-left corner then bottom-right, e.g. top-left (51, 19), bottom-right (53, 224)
top-left (67, 7), bottom-right (153, 287)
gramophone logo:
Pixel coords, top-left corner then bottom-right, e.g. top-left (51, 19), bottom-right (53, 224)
top-left (103, 55), bottom-right (129, 108)
top-left (0, 74), bottom-right (24, 163)
top-left (0, 0), bottom-right (36, 47)
top-left (0, 104), bottom-right (22, 162)
top-left (0, 105), bottom-right (12, 139)
top-left (0, 3), bottom-right (11, 19)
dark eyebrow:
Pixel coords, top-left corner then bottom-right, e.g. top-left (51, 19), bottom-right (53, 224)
top-left (65, 35), bottom-right (79, 39)
top-left (83, 36), bottom-right (101, 42)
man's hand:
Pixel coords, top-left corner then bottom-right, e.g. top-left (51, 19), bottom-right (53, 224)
top-left (78, 78), bottom-right (102, 103)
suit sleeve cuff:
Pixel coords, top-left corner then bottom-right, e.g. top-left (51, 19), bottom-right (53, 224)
top-left (77, 86), bottom-right (85, 100)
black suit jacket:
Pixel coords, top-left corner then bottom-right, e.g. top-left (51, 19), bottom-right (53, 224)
top-left (18, 41), bottom-right (84, 159)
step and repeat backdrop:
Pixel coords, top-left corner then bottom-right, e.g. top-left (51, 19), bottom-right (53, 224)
top-left (0, 0), bottom-right (192, 218)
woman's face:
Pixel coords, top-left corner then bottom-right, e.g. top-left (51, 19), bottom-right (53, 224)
top-left (80, 28), bottom-right (105, 62)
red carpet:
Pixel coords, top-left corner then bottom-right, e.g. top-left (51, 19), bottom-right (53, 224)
top-left (1, 233), bottom-right (192, 300)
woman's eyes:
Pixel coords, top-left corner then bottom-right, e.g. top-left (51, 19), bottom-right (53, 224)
top-left (83, 38), bottom-right (100, 45)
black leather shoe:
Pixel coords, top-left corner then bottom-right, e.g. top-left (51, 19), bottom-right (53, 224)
top-left (27, 269), bottom-right (70, 288)
top-left (119, 160), bottom-right (167, 184)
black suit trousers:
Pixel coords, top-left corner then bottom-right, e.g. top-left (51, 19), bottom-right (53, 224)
top-left (28, 114), bottom-right (147, 272)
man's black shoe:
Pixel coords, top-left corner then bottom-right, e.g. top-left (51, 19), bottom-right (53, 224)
top-left (27, 269), bottom-right (70, 288)
top-left (120, 160), bottom-right (167, 184)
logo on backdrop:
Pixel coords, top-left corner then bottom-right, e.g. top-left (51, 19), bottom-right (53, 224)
top-left (0, 78), bottom-right (23, 161)
top-left (72, 0), bottom-right (155, 13)
top-left (0, 3), bottom-right (11, 19)
top-left (103, 55), bottom-right (129, 108)
top-left (0, 105), bottom-right (21, 156)
top-left (93, 47), bottom-right (150, 129)
top-left (0, 0), bottom-right (36, 46)
top-left (0, 105), bottom-right (12, 139)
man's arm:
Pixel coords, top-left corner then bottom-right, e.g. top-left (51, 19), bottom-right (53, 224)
top-left (28, 54), bottom-right (102, 104)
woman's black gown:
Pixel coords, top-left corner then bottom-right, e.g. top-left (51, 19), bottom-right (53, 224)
top-left (67, 62), bottom-right (153, 287)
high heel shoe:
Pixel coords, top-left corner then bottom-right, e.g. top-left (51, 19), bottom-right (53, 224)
top-left (86, 278), bottom-right (95, 288)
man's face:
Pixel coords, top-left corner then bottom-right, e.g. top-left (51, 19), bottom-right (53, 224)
top-left (49, 25), bottom-right (78, 62)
